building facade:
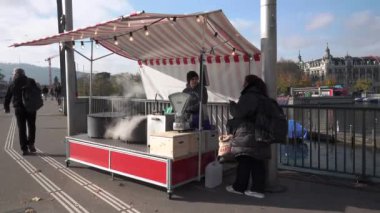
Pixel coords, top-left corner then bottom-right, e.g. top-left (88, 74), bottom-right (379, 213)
top-left (298, 45), bottom-right (380, 92)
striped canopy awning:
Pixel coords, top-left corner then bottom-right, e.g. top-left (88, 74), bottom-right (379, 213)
top-left (10, 10), bottom-right (260, 64)
top-left (12, 10), bottom-right (262, 101)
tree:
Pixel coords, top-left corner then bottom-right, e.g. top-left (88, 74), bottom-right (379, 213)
top-left (353, 79), bottom-right (372, 92)
top-left (92, 72), bottom-right (115, 96)
top-left (77, 75), bottom-right (89, 96)
top-left (323, 75), bottom-right (336, 87)
top-left (276, 60), bottom-right (311, 95)
top-left (76, 72), bottom-right (145, 98)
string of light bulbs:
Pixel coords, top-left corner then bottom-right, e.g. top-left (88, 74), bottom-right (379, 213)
top-left (64, 14), bottom-right (243, 57)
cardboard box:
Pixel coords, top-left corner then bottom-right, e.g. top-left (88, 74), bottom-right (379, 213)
top-left (149, 131), bottom-right (196, 159)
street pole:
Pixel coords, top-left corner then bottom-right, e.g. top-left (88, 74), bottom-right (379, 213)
top-left (261, 0), bottom-right (281, 190)
top-left (56, 0), bottom-right (67, 115)
top-left (64, 0), bottom-right (77, 136)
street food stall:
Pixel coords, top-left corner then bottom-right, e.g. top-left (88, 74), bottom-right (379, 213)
top-left (10, 10), bottom-right (261, 198)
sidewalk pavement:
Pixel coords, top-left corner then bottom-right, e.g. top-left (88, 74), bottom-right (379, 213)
top-left (0, 99), bottom-right (379, 213)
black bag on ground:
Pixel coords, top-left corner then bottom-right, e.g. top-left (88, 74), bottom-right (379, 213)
top-left (22, 78), bottom-right (43, 112)
top-left (255, 96), bottom-right (287, 144)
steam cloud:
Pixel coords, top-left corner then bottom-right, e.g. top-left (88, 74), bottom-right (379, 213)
top-left (104, 115), bottom-right (146, 141)
top-left (102, 74), bottom-right (147, 142)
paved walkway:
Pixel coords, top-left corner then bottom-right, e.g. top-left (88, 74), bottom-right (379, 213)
top-left (0, 99), bottom-right (379, 213)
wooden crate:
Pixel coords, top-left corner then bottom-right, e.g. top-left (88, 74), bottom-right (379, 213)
top-left (203, 130), bottom-right (219, 151)
top-left (149, 131), bottom-right (196, 159)
top-left (189, 130), bottom-right (219, 153)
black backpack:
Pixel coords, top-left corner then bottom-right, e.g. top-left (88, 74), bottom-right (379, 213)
top-left (254, 96), bottom-right (288, 144)
top-left (22, 78), bottom-right (43, 112)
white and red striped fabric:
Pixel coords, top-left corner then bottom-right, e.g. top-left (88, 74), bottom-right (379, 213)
top-left (141, 55), bottom-right (261, 102)
top-left (11, 10), bottom-right (261, 102)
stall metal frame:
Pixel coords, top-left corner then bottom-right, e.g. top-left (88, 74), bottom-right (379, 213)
top-left (65, 134), bottom-right (215, 198)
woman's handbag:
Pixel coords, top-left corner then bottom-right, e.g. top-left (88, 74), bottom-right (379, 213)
top-left (218, 135), bottom-right (235, 163)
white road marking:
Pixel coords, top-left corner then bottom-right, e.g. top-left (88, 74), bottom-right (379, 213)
top-left (5, 115), bottom-right (142, 213)
top-left (4, 118), bottom-right (89, 213)
top-left (38, 148), bottom-right (140, 213)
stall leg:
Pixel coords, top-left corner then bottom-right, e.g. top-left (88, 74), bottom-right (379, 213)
top-left (111, 172), bottom-right (114, 180)
top-left (65, 159), bottom-right (70, 167)
top-left (167, 190), bottom-right (173, 199)
top-left (166, 159), bottom-right (173, 199)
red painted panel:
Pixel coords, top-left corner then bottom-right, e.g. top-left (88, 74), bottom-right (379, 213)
top-left (110, 152), bottom-right (167, 184)
top-left (215, 56), bottom-right (221, 63)
top-left (172, 152), bottom-right (215, 185)
top-left (69, 142), bottom-right (109, 168)
top-left (254, 53), bottom-right (260, 61)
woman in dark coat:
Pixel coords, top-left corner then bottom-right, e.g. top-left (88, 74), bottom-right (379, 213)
top-left (226, 74), bottom-right (271, 198)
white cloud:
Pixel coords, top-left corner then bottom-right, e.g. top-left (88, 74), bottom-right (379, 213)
top-left (306, 13), bottom-right (334, 31)
top-left (345, 10), bottom-right (380, 32)
top-left (72, 0), bottom-right (135, 29)
top-left (230, 18), bottom-right (260, 48)
top-left (341, 10), bottom-right (380, 56)
top-left (231, 18), bottom-right (256, 30)
top-left (280, 35), bottom-right (317, 50)
top-left (0, 0), bottom-right (138, 74)
top-left (345, 10), bottom-right (371, 29)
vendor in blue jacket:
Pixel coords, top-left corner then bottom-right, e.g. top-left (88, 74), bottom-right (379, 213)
top-left (182, 70), bottom-right (210, 129)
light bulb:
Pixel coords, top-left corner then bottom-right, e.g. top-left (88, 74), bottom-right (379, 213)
top-left (196, 15), bottom-right (201, 23)
top-left (129, 32), bottom-right (134, 41)
top-left (114, 36), bottom-right (118, 45)
top-left (144, 26), bottom-right (149, 36)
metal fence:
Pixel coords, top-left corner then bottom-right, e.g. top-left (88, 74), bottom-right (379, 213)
top-left (281, 105), bottom-right (380, 182)
top-left (90, 97), bottom-right (380, 182)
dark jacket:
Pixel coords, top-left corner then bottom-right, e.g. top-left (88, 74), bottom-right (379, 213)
top-left (4, 75), bottom-right (29, 111)
top-left (182, 83), bottom-right (208, 114)
top-left (229, 84), bottom-right (271, 160)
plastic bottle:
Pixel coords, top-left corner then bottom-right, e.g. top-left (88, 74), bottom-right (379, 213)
top-left (205, 160), bottom-right (222, 188)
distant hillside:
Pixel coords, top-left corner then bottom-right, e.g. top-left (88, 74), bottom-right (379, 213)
top-left (0, 63), bottom-right (87, 85)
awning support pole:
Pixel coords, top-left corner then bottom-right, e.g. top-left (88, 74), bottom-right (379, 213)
top-left (197, 16), bottom-right (207, 182)
top-left (89, 40), bottom-right (93, 114)
top-left (198, 50), bottom-right (205, 181)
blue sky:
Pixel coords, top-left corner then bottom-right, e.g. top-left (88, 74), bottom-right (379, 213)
top-left (0, 0), bottom-right (379, 74)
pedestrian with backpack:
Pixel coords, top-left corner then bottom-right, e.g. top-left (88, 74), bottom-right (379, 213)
top-left (4, 68), bottom-right (42, 155)
top-left (42, 86), bottom-right (49, 100)
top-left (225, 74), bottom-right (272, 199)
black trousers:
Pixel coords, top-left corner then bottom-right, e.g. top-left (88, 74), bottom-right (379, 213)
top-left (233, 155), bottom-right (266, 193)
top-left (15, 108), bottom-right (36, 151)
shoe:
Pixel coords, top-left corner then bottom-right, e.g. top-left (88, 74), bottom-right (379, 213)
top-left (29, 145), bottom-right (37, 153)
top-left (22, 150), bottom-right (30, 156)
top-left (226, 185), bottom-right (243, 195)
top-left (244, 190), bottom-right (265, 198)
